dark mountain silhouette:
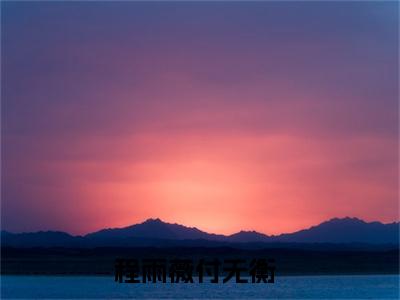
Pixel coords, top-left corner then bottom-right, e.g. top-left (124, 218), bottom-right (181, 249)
top-left (85, 218), bottom-right (225, 241)
top-left (0, 231), bottom-right (82, 248)
top-left (275, 217), bottom-right (399, 244)
top-left (1, 217), bottom-right (398, 248)
top-left (226, 230), bottom-right (271, 243)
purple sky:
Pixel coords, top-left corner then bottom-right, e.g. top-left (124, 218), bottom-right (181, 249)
top-left (1, 1), bottom-right (398, 235)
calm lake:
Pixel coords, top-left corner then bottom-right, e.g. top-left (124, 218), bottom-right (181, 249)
top-left (1, 275), bottom-right (399, 299)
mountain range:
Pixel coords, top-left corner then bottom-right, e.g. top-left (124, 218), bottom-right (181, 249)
top-left (1, 217), bottom-right (398, 248)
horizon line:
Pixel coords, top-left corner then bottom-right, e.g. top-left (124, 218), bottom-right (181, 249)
top-left (2, 216), bottom-right (399, 237)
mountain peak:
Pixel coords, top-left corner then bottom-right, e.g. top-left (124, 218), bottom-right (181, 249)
top-left (143, 218), bottom-right (164, 224)
top-left (327, 217), bottom-right (365, 223)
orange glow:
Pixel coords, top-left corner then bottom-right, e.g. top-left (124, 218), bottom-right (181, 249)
top-left (30, 132), bottom-right (396, 236)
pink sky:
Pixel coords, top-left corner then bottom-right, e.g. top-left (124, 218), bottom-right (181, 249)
top-left (2, 2), bottom-right (398, 235)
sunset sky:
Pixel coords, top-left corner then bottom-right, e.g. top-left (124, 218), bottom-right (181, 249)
top-left (2, 2), bottom-right (398, 235)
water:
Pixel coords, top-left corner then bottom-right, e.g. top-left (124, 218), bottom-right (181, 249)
top-left (1, 275), bottom-right (399, 299)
